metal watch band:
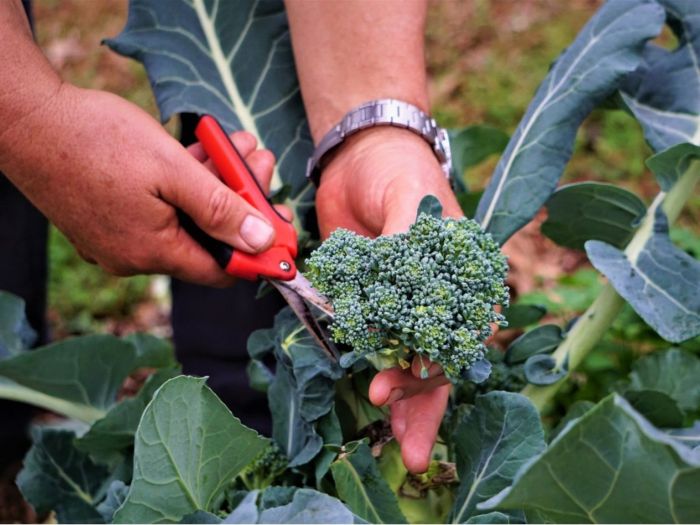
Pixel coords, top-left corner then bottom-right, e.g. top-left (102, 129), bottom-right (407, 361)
top-left (305, 98), bottom-right (452, 187)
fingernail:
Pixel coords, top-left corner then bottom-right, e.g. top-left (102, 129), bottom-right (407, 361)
top-left (241, 215), bottom-right (274, 250)
top-left (427, 363), bottom-right (442, 378)
top-left (385, 388), bottom-right (404, 405)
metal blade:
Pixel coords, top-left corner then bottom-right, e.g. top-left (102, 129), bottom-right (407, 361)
top-left (268, 278), bottom-right (338, 361)
top-left (277, 273), bottom-right (335, 319)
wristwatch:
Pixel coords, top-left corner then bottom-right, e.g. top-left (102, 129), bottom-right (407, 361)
top-left (305, 98), bottom-right (452, 187)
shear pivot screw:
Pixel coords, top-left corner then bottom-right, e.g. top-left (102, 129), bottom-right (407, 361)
top-left (279, 261), bottom-right (291, 272)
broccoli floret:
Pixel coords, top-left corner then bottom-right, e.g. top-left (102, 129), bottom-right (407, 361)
top-left (239, 443), bottom-right (288, 490)
top-left (306, 213), bottom-right (509, 380)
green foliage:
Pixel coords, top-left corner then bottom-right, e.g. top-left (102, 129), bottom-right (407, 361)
top-left (49, 227), bottom-right (150, 334)
top-left (306, 213), bottom-right (509, 379)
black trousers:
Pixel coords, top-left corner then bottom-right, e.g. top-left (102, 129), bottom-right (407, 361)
top-left (0, 116), bottom-right (281, 464)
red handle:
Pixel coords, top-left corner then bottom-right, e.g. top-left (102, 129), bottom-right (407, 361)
top-left (195, 115), bottom-right (298, 281)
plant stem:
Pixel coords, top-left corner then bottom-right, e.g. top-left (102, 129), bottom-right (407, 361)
top-left (0, 379), bottom-right (105, 423)
top-left (522, 160), bottom-right (700, 411)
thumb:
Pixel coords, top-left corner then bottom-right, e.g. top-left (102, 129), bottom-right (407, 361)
top-left (381, 187), bottom-right (463, 236)
top-left (162, 155), bottom-right (276, 253)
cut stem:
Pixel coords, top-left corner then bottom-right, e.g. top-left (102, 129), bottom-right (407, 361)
top-left (523, 160), bottom-right (700, 411)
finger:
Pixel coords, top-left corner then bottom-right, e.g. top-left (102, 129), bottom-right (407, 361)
top-left (245, 149), bottom-right (276, 194)
top-left (410, 355), bottom-right (444, 379)
top-left (400, 384), bottom-right (450, 473)
top-left (390, 401), bottom-right (408, 443)
top-left (161, 155), bottom-right (276, 254)
top-left (369, 367), bottom-right (450, 406)
top-left (157, 222), bottom-right (238, 287)
top-left (274, 204), bottom-right (294, 222)
top-left (381, 185), bottom-right (464, 236)
top-left (187, 131), bottom-right (257, 162)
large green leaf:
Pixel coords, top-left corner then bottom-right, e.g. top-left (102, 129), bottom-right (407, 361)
top-left (586, 210), bottom-right (700, 343)
top-left (0, 334), bottom-right (176, 422)
top-left (541, 182), bottom-right (647, 250)
top-left (105, 0), bottom-right (315, 225)
top-left (504, 325), bottom-right (563, 365)
top-left (75, 367), bottom-right (180, 465)
top-left (449, 392), bottom-right (545, 524)
top-left (480, 394), bottom-right (700, 523)
top-left (17, 428), bottom-right (111, 523)
top-left (647, 143), bottom-right (700, 191)
top-left (475, 0), bottom-right (664, 244)
top-left (448, 126), bottom-right (509, 191)
top-left (113, 376), bottom-right (268, 523)
top-left (628, 348), bottom-right (700, 413)
top-left (258, 489), bottom-right (356, 524)
top-left (619, 0), bottom-right (700, 152)
top-left (331, 443), bottom-right (407, 524)
top-left (255, 308), bottom-right (342, 467)
top-left (0, 291), bottom-right (36, 356)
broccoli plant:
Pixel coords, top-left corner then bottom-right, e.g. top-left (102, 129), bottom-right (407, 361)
top-left (1, 0), bottom-right (699, 524)
top-left (306, 211), bottom-right (509, 379)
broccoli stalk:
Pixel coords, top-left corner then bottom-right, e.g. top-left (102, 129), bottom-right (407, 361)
top-left (306, 212), bottom-right (509, 380)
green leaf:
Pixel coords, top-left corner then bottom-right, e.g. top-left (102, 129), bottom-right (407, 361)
top-left (75, 367), bottom-right (180, 465)
top-left (480, 394), bottom-right (700, 523)
top-left (105, 0), bottom-right (315, 227)
top-left (628, 348), bottom-right (700, 413)
top-left (523, 354), bottom-right (568, 386)
top-left (448, 126), bottom-right (509, 191)
top-left (647, 143), bottom-right (700, 191)
top-left (246, 359), bottom-right (274, 393)
top-left (266, 309), bottom-right (343, 467)
top-left (541, 182), bottom-right (647, 250)
top-left (619, 0), bottom-right (700, 152)
top-left (17, 428), bottom-right (110, 523)
top-left (416, 195), bottom-right (443, 220)
top-left (180, 510), bottom-right (222, 524)
top-left (450, 392), bottom-right (545, 524)
top-left (113, 376), bottom-right (268, 523)
top-left (475, 0), bottom-right (664, 244)
top-left (0, 334), bottom-right (175, 422)
top-left (586, 210), bottom-right (700, 343)
top-left (258, 489), bottom-right (355, 524)
top-left (0, 291), bottom-right (36, 356)
top-left (624, 390), bottom-right (686, 428)
top-left (502, 304), bottom-right (546, 329)
top-left (505, 324), bottom-right (563, 365)
top-left (549, 400), bottom-right (595, 442)
top-left (315, 408), bottom-right (342, 487)
top-left (465, 512), bottom-right (517, 524)
top-left (331, 443), bottom-right (407, 524)
top-left (97, 481), bottom-right (130, 523)
top-left (226, 490), bottom-right (260, 523)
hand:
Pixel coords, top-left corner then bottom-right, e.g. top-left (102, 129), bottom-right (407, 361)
top-left (315, 126), bottom-right (463, 473)
top-left (0, 85), bottom-right (278, 287)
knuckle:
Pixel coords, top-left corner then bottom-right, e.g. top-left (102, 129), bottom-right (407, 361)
top-left (206, 186), bottom-right (236, 230)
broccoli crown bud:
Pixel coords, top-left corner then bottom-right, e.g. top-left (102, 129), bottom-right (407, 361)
top-left (306, 213), bottom-right (509, 380)
top-left (239, 442), bottom-right (288, 490)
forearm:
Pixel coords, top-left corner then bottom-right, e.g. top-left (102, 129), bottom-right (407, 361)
top-left (0, 0), bottom-right (62, 162)
top-left (285, 0), bottom-right (429, 142)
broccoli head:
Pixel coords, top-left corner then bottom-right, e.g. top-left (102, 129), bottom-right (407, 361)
top-left (238, 442), bottom-right (288, 490)
top-left (306, 212), bottom-right (509, 380)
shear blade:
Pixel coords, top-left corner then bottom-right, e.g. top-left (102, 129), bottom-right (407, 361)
top-left (269, 278), bottom-right (337, 360)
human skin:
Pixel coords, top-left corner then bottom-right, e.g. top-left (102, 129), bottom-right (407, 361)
top-left (286, 0), bottom-right (461, 474)
top-left (0, 0), bottom-right (281, 288)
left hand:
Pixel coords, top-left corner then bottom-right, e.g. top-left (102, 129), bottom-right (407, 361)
top-left (315, 126), bottom-right (462, 473)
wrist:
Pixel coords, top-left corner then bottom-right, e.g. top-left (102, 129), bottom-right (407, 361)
top-left (319, 126), bottom-right (442, 188)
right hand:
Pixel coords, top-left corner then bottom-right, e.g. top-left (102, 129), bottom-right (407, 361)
top-left (0, 85), bottom-right (278, 287)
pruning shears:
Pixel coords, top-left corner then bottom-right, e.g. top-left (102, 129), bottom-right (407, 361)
top-left (185, 115), bottom-right (336, 358)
